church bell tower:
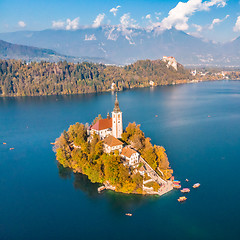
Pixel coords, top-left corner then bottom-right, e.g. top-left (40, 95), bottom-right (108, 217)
top-left (112, 93), bottom-right (123, 139)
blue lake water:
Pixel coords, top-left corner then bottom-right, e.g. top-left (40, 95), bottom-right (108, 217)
top-left (0, 81), bottom-right (240, 240)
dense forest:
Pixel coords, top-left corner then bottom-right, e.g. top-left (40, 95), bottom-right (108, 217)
top-left (55, 121), bottom-right (172, 194)
top-left (0, 59), bottom-right (191, 97)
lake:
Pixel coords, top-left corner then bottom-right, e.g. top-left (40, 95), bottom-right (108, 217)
top-left (0, 81), bottom-right (240, 240)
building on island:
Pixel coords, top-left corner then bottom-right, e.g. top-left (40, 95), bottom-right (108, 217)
top-left (90, 115), bottom-right (112, 140)
top-left (112, 93), bottom-right (123, 139)
top-left (121, 146), bottom-right (140, 166)
top-left (103, 135), bottom-right (124, 153)
top-left (90, 93), bottom-right (123, 140)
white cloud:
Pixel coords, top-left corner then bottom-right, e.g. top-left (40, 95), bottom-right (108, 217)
top-left (85, 34), bottom-right (97, 41)
top-left (188, 31), bottom-right (203, 38)
top-left (52, 17), bottom-right (79, 30)
top-left (110, 5), bottom-right (121, 16)
top-left (146, 14), bottom-right (151, 19)
top-left (192, 23), bottom-right (203, 32)
top-left (201, 0), bottom-right (227, 10)
top-left (209, 14), bottom-right (229, 30)
top-left (66, 17), bottom-right (80, 30)
top-left (119, 13), bottom-right (138, 29)
top-left (117, 13), bottom-right (139, 44)
top-left (93, 13), bottom-right (105, 28)
top-left (18, 21), bottom-right (26, 28)
top-left (155, 0), bottom-right (227, 32)
top-left (52, 20), bottom-right (65, 29)
top-left (233, 16), bottom-right (240, 32)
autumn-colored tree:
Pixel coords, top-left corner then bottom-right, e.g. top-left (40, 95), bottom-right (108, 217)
top-left (154, 145), bottom-right (170, 169)
top-left (0, 59), bottom-right (192, 97)
top-left (141, 138), bottom-right (157, 170)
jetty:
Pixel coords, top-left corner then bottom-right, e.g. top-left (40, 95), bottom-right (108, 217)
top-left (98, 183), bottom-right (116, 193)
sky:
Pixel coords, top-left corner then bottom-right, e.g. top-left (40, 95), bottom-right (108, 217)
top-left (0, 0), bottom-right (240, 42)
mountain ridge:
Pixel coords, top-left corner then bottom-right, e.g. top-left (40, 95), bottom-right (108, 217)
top-left (0, 27), bottom-right (239, 66)
top-left (0, 39), bottom-right (110, 64)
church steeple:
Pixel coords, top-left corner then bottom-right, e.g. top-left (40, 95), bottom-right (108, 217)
top-left (113, 92), bottom-right (120, 113)
top-left (112, 92), bottom-right (123, 139)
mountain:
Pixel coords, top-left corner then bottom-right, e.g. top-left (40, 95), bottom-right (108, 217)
top-left (0, 39), bottom-right (110, 63)
top-left (0, 27), bottom-right (239, 66)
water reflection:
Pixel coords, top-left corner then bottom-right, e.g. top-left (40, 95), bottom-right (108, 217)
top-left (73, 173), bottom-right (100, 198)
top-left (57, 163), bottom-right (159, 212)
top-left (57, 163), bottom-right (72, 180)
top-left (103, 191), bottom-right (159, 214)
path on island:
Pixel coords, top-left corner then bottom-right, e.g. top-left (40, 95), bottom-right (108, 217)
top-left (139, 156), bottom-right (173, 196)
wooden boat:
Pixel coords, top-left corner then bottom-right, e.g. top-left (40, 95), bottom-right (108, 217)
top-left (9, 148), bottom-right (14, 150)
top-left (98, 186), bottom-right (106, 192)
top-left (193, 183), bottom-right (200, 188)
top-left (3, 142), bottom-right (6, 145)
top-left (173, 184), bottom-right (181, 189)
top-left (178, 196), bottom-right (187, 202)
top-left (173, 180), bottom-right (181, 184)
top-left (125, 213), bottom-right (132, 216)
top-left (50, 142), bottom-right (55, 145)
top-left (185, 179), bottom-right (189, 182)
top-left (181, 188), bottom-right (190, 193)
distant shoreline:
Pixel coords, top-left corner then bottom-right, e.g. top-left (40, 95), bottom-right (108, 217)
top-left (1, 78), bottom-right (239, 98)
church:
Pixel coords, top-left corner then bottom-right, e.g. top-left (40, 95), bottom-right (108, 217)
top-left (90, 93), bottom-right (124, 154)
top-left (90, 93), bottom-right (123, 140)
top-left (90, 93), bottom-right (140, 166)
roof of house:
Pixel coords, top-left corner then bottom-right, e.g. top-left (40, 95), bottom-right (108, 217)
top-left (139, 166), bottom-right (145, 172)
top-left (91, 118), bottom-right (112, 131)
top-left (103, 135), bottom-right (123, 147)
top-left (121, 147), bottom-right (138, 158)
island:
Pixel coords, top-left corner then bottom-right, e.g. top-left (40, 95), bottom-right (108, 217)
top-left (54, 93), bottom-right (173, 195)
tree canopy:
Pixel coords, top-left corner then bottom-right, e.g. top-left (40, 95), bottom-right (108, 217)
top-left (54, 121), bottom-right (173, 195)
top-left (0, 59), bottom-right (191, 97)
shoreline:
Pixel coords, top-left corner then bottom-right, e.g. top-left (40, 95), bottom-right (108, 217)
top-left (1, 78), bottom-right (238, 98)
top-left (97, 180), bottom-right (173, 196)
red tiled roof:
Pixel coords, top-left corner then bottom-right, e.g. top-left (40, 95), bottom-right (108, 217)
top-left (103, 135), bottom-right (123, 147)
top-left (91, 118), bottom-right (112, 131)
top-left (121, 147), bottom-right (137, 158)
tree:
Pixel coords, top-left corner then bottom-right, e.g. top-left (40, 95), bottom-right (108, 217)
top-left (154, 145), bottom-right (170, 169)
top-left (141, 138), bottom-right (157, 170)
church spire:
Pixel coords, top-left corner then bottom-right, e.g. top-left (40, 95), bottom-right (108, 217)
top-left (113, 92), bottom-right (120, 113)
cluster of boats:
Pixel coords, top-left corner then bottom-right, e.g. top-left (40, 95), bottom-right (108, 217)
top-left (173, 179), bottom-right (200, 202)
top-left (3, 142), bottom-right (14, 150)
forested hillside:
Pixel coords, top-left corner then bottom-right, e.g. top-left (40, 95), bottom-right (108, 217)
top-left (0, 59), bottom-right (191, 97)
